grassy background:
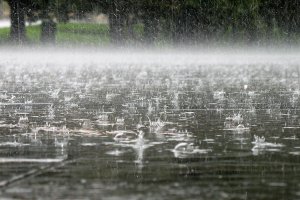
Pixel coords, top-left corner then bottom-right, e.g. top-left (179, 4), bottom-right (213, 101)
top-left (1, 22), bottom-right (298, 46)
top-left (0, 23), bottom-right (112, 45)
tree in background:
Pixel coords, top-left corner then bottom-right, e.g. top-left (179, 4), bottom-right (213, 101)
top-left (259, 0), bottom-right (300, 43)
top-left (107, 0), bottom-right (126, 44)
top-left (91, 0), bottom-right (139, 44)
top-left (2, 0), bottom-right (300, 45)
top-left (39, 0), bottom-right (57, 43)
top-left (6, 0), bottom-right (29, 43)
top-left (139, 0), bottom-right (161, 44)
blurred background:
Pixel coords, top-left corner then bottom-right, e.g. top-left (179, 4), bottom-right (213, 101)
top-left (0, 0), bottom-right (299, 46)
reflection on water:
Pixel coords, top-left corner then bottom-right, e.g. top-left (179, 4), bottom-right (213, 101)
top-left (0, 56), bottom-right (300, 199)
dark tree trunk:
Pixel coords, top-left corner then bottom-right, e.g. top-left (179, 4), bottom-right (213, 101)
top-left (41, 19), bottom-right (57, 44)
top-left (40, 0), bottom-right (57, 44)
top-left (264, 14), bottom-right (273, 42)
top-left (175, 6), bottom-right (200, 44)
top-left (57, 3), bottom-right (69, 23)
top-left (143, 6), bottom-right (159, 45)
top-left (262, 1), bottom-right (280, 42)
top-left (8, 0), bottom-right (26, 43)
top-left (126, 15), bottom-right (135, 41)
top-left (284, 0), bottom-right (298, 43)
top-left (0, 1), bottom-right (3, 17)
top-left (108, 2), bottom-right (126, 44)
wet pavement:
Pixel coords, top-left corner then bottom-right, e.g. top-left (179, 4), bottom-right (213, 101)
top-left (0, 52), bottom-right (300, 199)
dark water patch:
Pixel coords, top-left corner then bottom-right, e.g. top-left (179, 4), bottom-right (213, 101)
top-left (0, 62), bottom-right (299, 199)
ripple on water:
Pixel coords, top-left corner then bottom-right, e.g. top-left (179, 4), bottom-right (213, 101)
top-left (80, 143), bottom-right (98, 147)
top-left (0, 142), bottom-right (30, 147)
top-left (282, 136), bottom-right (298, 140)
top-left (265, 148), bottom-right (282, 152)
top-left (289, 151), bottom-right (300, 155)
top-left (106, 149), bottom-right (127, 156)
top-left (0, 157), bottom-right (65, 163)
top-left (171, 143), bottom-right (212, 158)
top-left (251, 141), bottom-right (285, 155)
top-left (6, 187), bottom-right (32, 194)
top-left (268, 182), bottom-right (287, 187)
top-left (202, 138), bottom-right (215, 143)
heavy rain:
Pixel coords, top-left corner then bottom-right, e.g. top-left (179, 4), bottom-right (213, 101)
top-left (0, 1), bottom-right (300, 200)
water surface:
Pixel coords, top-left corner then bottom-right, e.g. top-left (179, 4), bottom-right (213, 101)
top-left (0, 50), bottom-right (300, 199)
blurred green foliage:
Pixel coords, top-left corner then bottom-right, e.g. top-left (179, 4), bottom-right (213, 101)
top-left (2, 0), bottom-right (300, 45)
top-left (0, 23), bottom-right (143, 45)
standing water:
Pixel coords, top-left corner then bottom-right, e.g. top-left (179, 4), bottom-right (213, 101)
top-left (0, 48), bottom-right (300, 199)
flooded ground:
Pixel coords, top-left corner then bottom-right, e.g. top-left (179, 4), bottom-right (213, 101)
top-left (0, 50), bottom-right (300, 199)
